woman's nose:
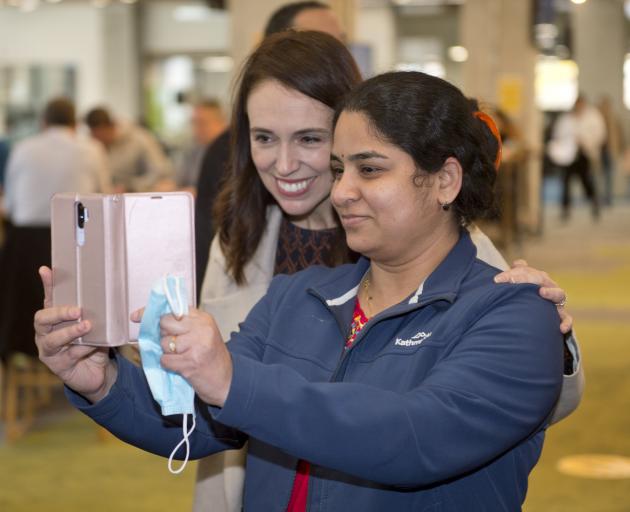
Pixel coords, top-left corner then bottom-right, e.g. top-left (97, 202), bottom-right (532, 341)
top-left (275, 144), bottom-right (300, 176)
top-left (331, 169), bottom-right (359, 207)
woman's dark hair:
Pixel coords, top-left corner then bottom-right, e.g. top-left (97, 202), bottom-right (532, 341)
top-left (335, 71), bottom-right (499, 226)
top-left (214, 30), bottom-right (362, 284)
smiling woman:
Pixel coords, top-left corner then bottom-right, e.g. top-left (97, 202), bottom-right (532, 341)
top-left (33, 31), bottom-right (582, 512)
top-left (247, 80), bottom-right (336, 229)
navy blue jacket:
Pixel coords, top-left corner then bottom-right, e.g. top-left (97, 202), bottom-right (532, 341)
top-left (69, 231), bottom-right (563, 511)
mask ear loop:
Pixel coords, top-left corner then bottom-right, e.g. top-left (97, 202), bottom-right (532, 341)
top-left (163, 275), bottom-right (185, 320)
top-left (167, 413), bottom-right (197, 474)
top-left (162, 274), bottom-right (194, 474)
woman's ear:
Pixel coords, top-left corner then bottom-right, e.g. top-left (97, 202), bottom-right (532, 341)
top-left (437, 157), bottom-right (463, 205)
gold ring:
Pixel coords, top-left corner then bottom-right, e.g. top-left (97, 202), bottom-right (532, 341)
top-left (168, 336), bottom-right (177, 354)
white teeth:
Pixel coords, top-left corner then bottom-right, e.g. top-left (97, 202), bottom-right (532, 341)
top-left (277, 178), bottom-right (312, 193)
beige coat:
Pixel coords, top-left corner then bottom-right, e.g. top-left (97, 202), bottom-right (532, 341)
top-left (192, 206), bottom-right (583, 512)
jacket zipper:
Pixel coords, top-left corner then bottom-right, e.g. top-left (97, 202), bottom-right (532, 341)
top-left (327, 292), bottom-right (456, 383)
top-left (297, 289), bottom-right (455, 511)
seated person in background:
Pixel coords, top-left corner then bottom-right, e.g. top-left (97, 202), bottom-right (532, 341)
top-left (37, 69), bottom-right (570, 511)
top-left (85, 106), bottom-right (175, 193)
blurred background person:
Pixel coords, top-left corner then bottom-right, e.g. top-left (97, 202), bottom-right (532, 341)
top-left (85, 106), bottom-right (175, 193)
top-left (547, 94), bottom-right (606, 222)
top-left (0, 97), bottom-right (110, 361)
top-left (195, 0), bottom-right (346, 296)
top-left (176, 99), bottom-right (227, 193)
top-left (597, 95), bottom-right (623, 207)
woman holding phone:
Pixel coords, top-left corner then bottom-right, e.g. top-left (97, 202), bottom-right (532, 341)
top-left (35, 32), bottom-right (581, 512)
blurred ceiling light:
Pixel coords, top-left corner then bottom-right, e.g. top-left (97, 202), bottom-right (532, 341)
top-left (174, 4), bottom-right (212, 21)
top-left (201, 56), bottom-right (234, 73)
top-left (625, 0), bottom-right (630, 19)
top-left (119, 0), bottom-right (137, 4)
top-left (45, 0), bottom-right (63, 3)
top-left (570, 0), bottom-right (587, 4)
top-left (448, 45), bottom-right (468, 62)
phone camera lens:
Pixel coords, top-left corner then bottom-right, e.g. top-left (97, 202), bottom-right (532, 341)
top-left (77, 203), bottom-right (85, 229)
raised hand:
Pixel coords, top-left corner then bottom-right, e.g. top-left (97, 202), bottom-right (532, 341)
top-left (494, 259), bottom-right (572, 334)
top-left (34, 266), bottom-right (117, 403)
top-left (131, 307), bottom-right (232, 407)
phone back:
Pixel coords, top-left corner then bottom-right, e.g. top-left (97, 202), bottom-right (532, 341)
top-left (124, 193), bottom-right (196, 341)
top-left (51, 193), bottom-right (128, 346)
top-left (50, 192), bottom-right (195, 346)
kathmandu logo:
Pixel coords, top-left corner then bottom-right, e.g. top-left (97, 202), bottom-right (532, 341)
top-left (394, 331), bottom-right (432, 347)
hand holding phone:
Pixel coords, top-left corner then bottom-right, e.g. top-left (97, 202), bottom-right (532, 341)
top-left (35, 266), bottom-right (118, 403)
top-left (50, 192), bottom-right (196, 347)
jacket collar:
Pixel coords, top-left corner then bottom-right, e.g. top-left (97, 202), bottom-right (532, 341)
top-left (311, 229), bottom-right (477, 307)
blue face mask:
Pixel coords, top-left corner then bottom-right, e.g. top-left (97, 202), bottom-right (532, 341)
top-left (138, 275), bottom-right (195, 474)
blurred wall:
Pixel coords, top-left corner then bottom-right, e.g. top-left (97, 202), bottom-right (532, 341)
top-left (0, 3), bottom-right (138, 120)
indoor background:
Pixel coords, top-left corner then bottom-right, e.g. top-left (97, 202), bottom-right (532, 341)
top-left (0, 0), bottom-right (628, 511)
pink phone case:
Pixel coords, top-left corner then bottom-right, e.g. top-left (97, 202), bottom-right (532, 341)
top-left (50, 192), bottom-right (196, 346)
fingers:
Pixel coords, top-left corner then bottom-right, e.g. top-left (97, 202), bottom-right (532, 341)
top-left (559, 310), bottom-right (573, 334)
top-left (160, 314), bottom-right (191, 337)
top-left (539, 287), bottom-right (566, 305)
top-left (161, 334), bottom-right (185, 355)
top-left (159, 308), bottom-right (211, 336)
top-left (495, 266), bottom-right (557, 289)
top-left (130, 308), bottom-right (144, 323)
top-left (495, 267), bottom-right (542, 285)
top-left (511, 259), bottom-right (529, 268)
top-left (56, 343), bottom-right (102, 365)
top-left (39, 266), bottom-right (53, 309)
top-left (34, 306), bottom-right (82, 335)
top-left (37, 319), bottom-right (91, 357)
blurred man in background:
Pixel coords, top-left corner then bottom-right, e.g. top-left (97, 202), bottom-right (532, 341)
top-left (0, 97), bottom-right (109, 361)
top-left (177, 99), bottom-right (227, 191)
top-left (85, 106), bottom-right (175, 193)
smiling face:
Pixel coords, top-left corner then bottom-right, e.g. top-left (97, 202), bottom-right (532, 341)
top-left (247, 79), bottom-right (337, 230)
top-left (331, 111), bottom-right (459, 264)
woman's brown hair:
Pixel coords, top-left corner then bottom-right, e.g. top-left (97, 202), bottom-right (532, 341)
top-left (213, 31), bottom-right (362, 284)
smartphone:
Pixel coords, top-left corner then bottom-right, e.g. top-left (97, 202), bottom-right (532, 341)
top-left (50, 192), bottom-right (196, 346)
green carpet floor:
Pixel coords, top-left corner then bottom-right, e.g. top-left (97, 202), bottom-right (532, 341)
top-left (0, 411), bottom-right (196, 511)
top-left (1, 204), bottom-right (628, 511)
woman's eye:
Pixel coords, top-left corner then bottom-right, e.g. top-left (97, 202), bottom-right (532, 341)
top-left (253, 133), bottom-right (273, 143)
top-left (360, 166), bottom-right (380, 175)
top-left (331, 166), bottom-right (344, 179)
top-left (300, 135), bottom-right (322, 145)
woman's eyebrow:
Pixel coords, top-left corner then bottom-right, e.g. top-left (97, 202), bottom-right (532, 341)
top-left (294, 128), bottom-right (330, 135)
top-left (331, 151), bottom-right (389, 162)
top-left (250, 128), bottom-right (330, 135)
